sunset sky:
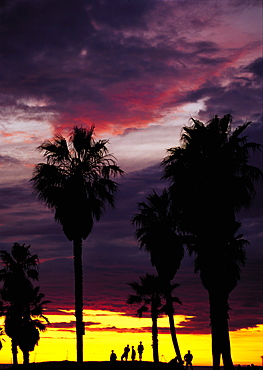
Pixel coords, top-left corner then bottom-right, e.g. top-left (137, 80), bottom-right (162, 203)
top-left (0, 0), bottom-right (262, 366)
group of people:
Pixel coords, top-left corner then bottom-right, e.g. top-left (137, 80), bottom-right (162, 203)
top-left (110, 343), bottom-right (193, 369)
top-left (110, 341), bottom-right (144, 362)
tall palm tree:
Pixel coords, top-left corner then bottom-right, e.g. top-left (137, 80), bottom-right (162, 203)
top-left (162, 114), bottom-right (262, 370)
top-left (127, 274), bottom-right (179, 363)
top-left (0, 243), bottom-right (39, 364)
top-left (132, 189), bottom-right (184, 364)
top-left (31, 125), bottom-right (123, 363)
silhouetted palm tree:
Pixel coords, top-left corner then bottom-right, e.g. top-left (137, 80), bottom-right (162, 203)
top-left (132, 189), bottom-right (184, 364)
top-left (127, 274), bottom-right (181, 363)
top-left (127, 274), bottom-right (164, 363)
top-left (162, 114), bottom-right (262, 370)
top-left (31, 126), bottom-right (123, 362)
top-left (0, 243), bottom-right (39, 364)
top-left (17, 287), bottom-right (49, 364)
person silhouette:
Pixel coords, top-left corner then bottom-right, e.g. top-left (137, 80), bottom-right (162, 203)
top-left (121, 344), bottom-right (130, 361)
top-left (131, 346), bottom-right (136, 361)
top-left (137, 341), bottom-right (144, 361)
top-left (184, 350), bottom-right (193, 370)
top-left (110, 350), bottom-right (117, 362)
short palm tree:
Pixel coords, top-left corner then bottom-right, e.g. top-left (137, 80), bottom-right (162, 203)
top-left (127, 274), bottom-right (181, 363)
top-left (31, 126), bottom-right (123, 362)
top-left (132, 189), bottom-right (184, 364)
top-left (127, 274), bottom-right (164, 363)
top-left (17, 287), bottom-right (49, 364)
top-left (162, 114), bottom-right (262, 369)
top-left (0, 243), bottom-right (39, 364)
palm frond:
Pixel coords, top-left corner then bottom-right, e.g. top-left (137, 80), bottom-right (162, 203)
top-left (137, 305), bottom-right (148, 318)
top-left (127, 294), bottom-right (143, 305)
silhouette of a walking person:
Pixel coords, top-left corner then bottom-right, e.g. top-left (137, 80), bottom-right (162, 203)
top-left (131, 346), bottom-right (136, 361)
top-left (110, 350), bottom-right (117, 362)
top-left (137, 341), bottom-right (144, 361)
top-left (121, 344), bottom-right (130, 361)
top-left (184, 350), bottom-right (193, 370)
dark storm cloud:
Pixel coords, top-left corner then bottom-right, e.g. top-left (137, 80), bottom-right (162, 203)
top-left (175, 57), bottom-right (263, 125)
top-left (0, 0), bottom-right (155, 129)
top-left (1, 0), bottom-right (257, 132)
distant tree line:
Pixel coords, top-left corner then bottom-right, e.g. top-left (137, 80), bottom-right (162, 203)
top-left (0, 115), bottom-right (261, 369)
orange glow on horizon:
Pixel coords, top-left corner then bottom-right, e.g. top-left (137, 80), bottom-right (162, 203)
top-left (0, 310), bottom-right (262, 366)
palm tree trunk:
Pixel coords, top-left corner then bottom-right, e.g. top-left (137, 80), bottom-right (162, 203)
top-left (73, 238), bottom-right (84, 363)
top-left (209, 290), bottom-right (234, 370)
top-left (165, 287), bottom-right (183, 366)
top-left (22, 350), bottom-right (30, 364)
top-left (11, 338), bottom-right (18, 365)
top-left (151, 314), bottom-right (159, 363)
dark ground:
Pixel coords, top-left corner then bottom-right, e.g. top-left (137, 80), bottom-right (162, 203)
top-left (10, 362), bottom-right (171, 370)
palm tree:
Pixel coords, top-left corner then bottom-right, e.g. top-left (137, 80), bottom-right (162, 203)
top-left (31, 125), bottom-right (123, 363)
top-left (0, 243), bottom-right (39, 364)
top-left (127, 274), bottom-right (166, 363)
top-left (17, 287), bottom-right (49, 364)
top-left (132, 189), bottom-right (184, 364)
top-left (162, 114), bottom-right (262, 370)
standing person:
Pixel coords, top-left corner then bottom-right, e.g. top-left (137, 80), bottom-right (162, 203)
top-left (110, 350), bottom-right (117, 362)
top-left (121, 345), bottom-right (130, 361)
top-left (131, 346), bottom-right (136, 361)
top-left (137, 341), bottom-right (144, 361)
top-left (184, 350), bottom-right (193, 370)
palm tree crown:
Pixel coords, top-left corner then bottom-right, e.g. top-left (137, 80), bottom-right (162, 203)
top-left (132, 189), bottom-right (184, 282)
top-left (162, 114), bottom-right (261, 235)
top-left (127, 274), bottom-right (166, 316)
top-left (0, 243), bottom-right (39, 310)
top-left (31, 125), bottom-right (124, 241)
